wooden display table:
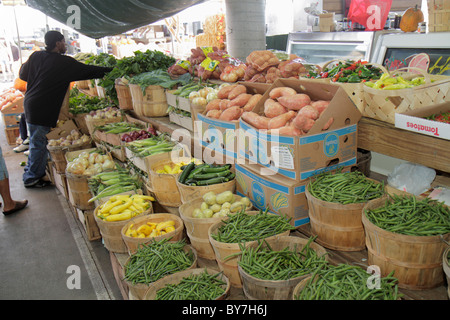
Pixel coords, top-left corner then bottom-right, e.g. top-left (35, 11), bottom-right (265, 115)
top-left (358, 117), bottom-right (450, 173)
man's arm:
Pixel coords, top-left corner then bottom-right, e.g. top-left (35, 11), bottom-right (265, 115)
top-left (66, 57), bottom-right (113, 81)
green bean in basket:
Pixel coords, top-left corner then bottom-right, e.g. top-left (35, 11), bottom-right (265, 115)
top-left (364, 194), bottom-right (450, 236)
top-left (308, 170), bottom-right (385, 204)
top-left (238, 236), bottom-right (329, 281)
top-left (211, 209), bottom-right (295, 243)
top-left (155, 269), bottom-right (227, 300)
top-left (295, 264), bottom-right (401, 300)
top-left (124, 239), bottom-right (194, 285)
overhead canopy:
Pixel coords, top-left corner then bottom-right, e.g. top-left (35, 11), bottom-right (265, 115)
top-left (25, 0), bottom-right (206, 38)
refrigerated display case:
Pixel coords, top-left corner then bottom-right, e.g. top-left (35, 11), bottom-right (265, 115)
top-left (371, 32), bottom-right (450, 75)
top-left (286, 31), bottom-right (398, 66)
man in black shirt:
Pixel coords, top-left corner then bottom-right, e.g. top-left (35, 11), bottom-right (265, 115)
top-left (19, 30), bottom-right (113, 188)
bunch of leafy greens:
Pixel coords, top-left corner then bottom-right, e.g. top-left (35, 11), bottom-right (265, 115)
top-left (85, 53), bottom-right (117, 68)
top-left (68, 88), bottom-right (115, 114)
top-left (99, 50), bottom-right (176, 104)
top-left (130, 70), bottom-right (192, 93)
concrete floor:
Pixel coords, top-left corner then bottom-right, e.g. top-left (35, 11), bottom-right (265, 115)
top-left (0, 83), bottom-right (122, 300)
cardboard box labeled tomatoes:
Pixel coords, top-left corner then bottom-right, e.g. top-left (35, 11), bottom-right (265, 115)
top-left (238, 78), bottom-right (361, 181)
top-left (394, 101), bottom-right (450, 141)
top-left (196, 82), bottom-right (271, 159)
top-left (235, 162), bottom-right (354, 228)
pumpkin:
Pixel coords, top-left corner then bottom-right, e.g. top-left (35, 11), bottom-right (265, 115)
top-left (13, 78), bottom-right (27, 92)
top-left (399, 5), bottom-right (424, 32)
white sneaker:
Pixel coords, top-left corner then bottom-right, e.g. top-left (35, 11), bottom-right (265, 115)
top-left (24, 150), bottom-right (30, 156)
top-left (13, 144), bottom-right (29, 153)
top-left (23, 138), bottom-right (30, 145)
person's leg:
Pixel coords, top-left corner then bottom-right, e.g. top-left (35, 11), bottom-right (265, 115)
top-left (0, 147), bottom-right (27, 214)
top-left (23, 122), bottom-right (51, 187)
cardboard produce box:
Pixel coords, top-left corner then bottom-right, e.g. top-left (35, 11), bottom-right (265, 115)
top-left (46, 119), bottom-right (79, 140)
top-left (238, 78), bottom-right (361, 181)
top-left (166, 90), bottom-right (192, 113)
top-left (395, 101), bottom-right (450, 141)
top-left (1, 97), bottom-right (23, 129)
top-left (197, 82), bottom-right (271, 159)
top-left (235, 161), bottom-right (355, 228)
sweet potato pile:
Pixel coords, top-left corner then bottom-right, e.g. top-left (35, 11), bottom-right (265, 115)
top-left (168, 49), bottom-right (317, 84)
top-left (204, 84), bottom-right (333, 136)
top-left (241, 87), bottom-right (333, 136)
top-left (204, 84), bottom-right (263, 121)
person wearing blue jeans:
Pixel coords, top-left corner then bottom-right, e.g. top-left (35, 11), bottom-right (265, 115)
top-left (22, 123), bottom-right (51, 187)
top-left (19, 30), bottom-right (112, 188)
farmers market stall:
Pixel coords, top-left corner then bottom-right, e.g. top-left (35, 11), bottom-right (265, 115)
top-left (5, 36), bottom-right (449, 301)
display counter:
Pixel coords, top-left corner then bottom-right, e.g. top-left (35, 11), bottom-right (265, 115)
top-left (358, 117), bottom-right (450, 173)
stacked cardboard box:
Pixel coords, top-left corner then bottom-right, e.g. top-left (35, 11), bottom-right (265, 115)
top-left (235, 79), bottom-right (362, 228)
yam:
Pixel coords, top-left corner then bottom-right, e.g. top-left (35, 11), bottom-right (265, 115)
top-left (219, 106), bottom-right (242, 121)
top-left (292, 113), bottom-right (316, 132)
top-left (268, 125), bottom-right (303, 136)
top-left (205, 99), bottom-right (221, 112)
top-left (241, 111), bottom-right (270, 130)
top-left (219, 99), bottom-right (231, 111)
top-left (243, 94), bottom-right (262, 112)
top-left (269, 87), bottom-right (297, 100)
top-left (268, 111), bottom-right (297, 129)
top-left (322, 117), bottom-right (334, 131)
top-left (217, 84), bottom-right (238, 99)
top-left (264, 99), bottom-right (287, 118)
top-left (311, 100), bottom-right (330, 115)
top-left (228, 84), bottom-right (247, 100)
top-left (277, 94), bottom-right (311, 111)
top-left (227, 93), bottom-right (252, 108)
top-left (297, 105), bottom-right (319, 120)
top-left (206, 109), bottom-right (222, 119)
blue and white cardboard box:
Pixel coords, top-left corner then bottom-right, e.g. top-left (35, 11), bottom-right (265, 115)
top-left (238, 78), bottom-right (362, 181)
top-left (196, 82), bottom-right (271, 159)
top-left (235, 162), bottom-right (354, 228)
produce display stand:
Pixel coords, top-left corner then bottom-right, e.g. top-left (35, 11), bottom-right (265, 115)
top-left (358, 117), bottom-right (450, 173)
top-left (42, 59), bottom-right (449, 301)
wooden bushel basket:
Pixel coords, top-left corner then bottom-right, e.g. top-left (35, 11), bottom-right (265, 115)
top-left (362, 67), bottom-right (450, 124)
top-left (124, 244), bottom-right (197, 300)
top-left (176, 177), bottom-right (236, 204)
top-left (115, 82), bottom-right (133, 110)
top-left (362, 196), bottom-right (450, 290)
top-left (304, 178), bottom-right (384, 251)
top-left (238, 236), bottom-right (328, 300)
top-left (129, 84), bottom-right (168, 117)
top-left (143, 268), bottom-right (230, 300)
top-left (94, 203), bottom-right (153, 254)
top-left (208, 211), bottom-right (291, 288)
top-left (178, 194), bottom-right (253, 260)
top-left (47, 141), bottom-right (93, 174)
top-left (443, 246), bottom-right (450, 299)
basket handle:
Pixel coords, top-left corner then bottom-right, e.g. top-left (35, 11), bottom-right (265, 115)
top-left (390, 67), bottom-right (431, 84)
